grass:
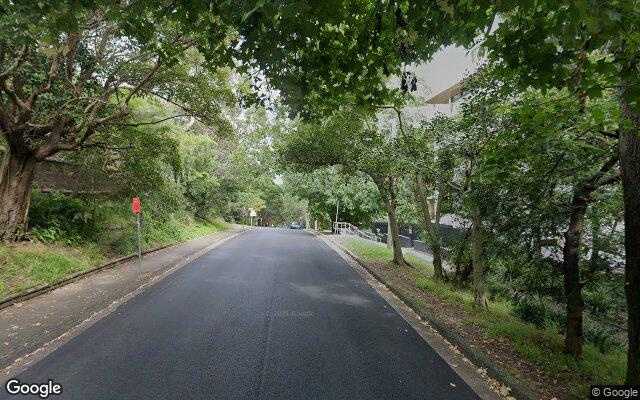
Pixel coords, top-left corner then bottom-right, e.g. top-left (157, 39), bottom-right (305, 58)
top-left (338, 236), bottom-right (434, 275)
top-left (333, 235), bottom-right (627, 398)
top-left (0, 243), bottom-right (102, 298)
top-left (0, 218), bottom-right (230, 300)
top-left (181, 219), bottom-right (229, 240)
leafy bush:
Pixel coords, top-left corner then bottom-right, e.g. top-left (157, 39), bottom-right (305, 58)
top-left (583, 325), bottom-right (620, 354)
top-left (29, 191), bottom-right (98, 244)
top-left (582, 277), bottom-right (626, 318)
top-left (512, 295), bottom-right (549, 328)
top-left (32, 221), bottom-right (83, 245)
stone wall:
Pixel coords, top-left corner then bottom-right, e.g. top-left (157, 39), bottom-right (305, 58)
top-left (0, 149), bottom-right (110, 194)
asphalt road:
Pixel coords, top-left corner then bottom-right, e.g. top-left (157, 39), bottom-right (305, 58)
top-left (2, 228), bottom-right (480, 400)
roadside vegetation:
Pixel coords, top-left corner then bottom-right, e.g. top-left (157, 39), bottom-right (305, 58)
top-left (0, 217), bottom-right (229, 299)
top-left (336, 236), bottom-right (625, 398)
top-left (0, 103), bottom-right (307, 299)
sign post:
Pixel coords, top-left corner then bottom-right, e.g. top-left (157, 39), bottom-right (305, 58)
top-left (249, 209), bottom-right (257, 226)
top-left (132, 197), bottom-right (142, 276)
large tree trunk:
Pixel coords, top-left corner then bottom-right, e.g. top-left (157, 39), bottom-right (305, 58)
top-left (563, 187), bottom-right (589, 359)
top-left (0, 150), bottom-right (37, 242)
top-left (620, 96), bottom-right (640, 384)
top-left (470, 204), bottom-right (488, 309)
top-left (415, 173), bottom-right (444, 279)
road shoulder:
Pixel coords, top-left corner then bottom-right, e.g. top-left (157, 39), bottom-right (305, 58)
top-left (0, 229), bottom-right (246, 375)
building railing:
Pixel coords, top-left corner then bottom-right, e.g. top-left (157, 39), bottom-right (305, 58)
top-left (333, 222), bottom-right (380, 242)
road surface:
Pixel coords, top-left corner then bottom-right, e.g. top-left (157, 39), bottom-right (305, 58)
top-left (2, 228), bottom-right (480, 399)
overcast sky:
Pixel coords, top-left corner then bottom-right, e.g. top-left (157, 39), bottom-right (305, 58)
top-left (416, 45), bottom-right (481, 98)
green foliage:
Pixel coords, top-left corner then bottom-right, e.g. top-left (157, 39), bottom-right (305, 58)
top-left (284, 168), bottom-right (384, 228)
top-left (336, 236), bottom-right (433, 274)
top-left (340, 235), bottom-right (626, 396)
top-left (584, 326), bottom-right (620, 355)
top-left (511, 296), bottom-right (549, 328)
top-left (0, 244), bottom-right (102, 298)
top-left (1, 0), bottom-right (635, 387)
top-left (29, 191), bottom-right (97, 245)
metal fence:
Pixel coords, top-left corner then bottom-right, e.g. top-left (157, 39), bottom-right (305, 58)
top-left (333, 222), bottom-right (381, 242)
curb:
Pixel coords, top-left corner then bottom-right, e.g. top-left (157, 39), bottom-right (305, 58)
top-left (0, 230), bottom-right (236, 311)
top-left (334, 241), bottom-right (538, 400)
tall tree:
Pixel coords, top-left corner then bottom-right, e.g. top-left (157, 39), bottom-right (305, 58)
top-left (475, 84), bottom-right (622, 358)
top-left (0, 2), bottom-right (235, 241)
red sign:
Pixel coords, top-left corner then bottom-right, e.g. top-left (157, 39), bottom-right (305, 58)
top-left (132, 197), bottom-right (141, 213)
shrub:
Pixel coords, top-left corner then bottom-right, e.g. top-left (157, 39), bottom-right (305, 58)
top-left (29, 190), bottom-right (98, 243)
top-left (583, 325), bottom-right (620, 354)
top-left (512, 295), bottom-right (549, 328)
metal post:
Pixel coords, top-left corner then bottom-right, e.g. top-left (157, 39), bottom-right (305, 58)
top-left (136, 212), bottom-right (142, 276)
top-left (335, 200), bottom-right (339, 234)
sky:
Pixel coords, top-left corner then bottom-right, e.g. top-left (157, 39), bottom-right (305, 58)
top-left (415, 45), bottom-right (481, 99)
top-left (379, 45), bottom-right (482, 134)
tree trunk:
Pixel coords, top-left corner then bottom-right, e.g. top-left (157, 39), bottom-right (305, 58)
top-left (386, 199), bottom-right (406, 265)
top-left (373, 177), bottom-right (406, 266)
top-left (0, 150), bottom-right (37, 242)
top-left (620, 95), bottom-right (640, 384)
top-left (415, 173), bottom-right (444, 279)
top-left (470, 204), bottom-right (488, 309)
top-left (563, 187), bottom-right (589, 359)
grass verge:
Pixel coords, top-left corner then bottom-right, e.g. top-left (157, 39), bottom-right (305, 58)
top-left (334, 235), bottom-right (626, 399)
top-left (0, 219), bottom-right (229, 300)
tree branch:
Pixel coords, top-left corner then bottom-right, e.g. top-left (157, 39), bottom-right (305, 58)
top-left (0, 44), bottom-right (28, 79)
top-left (124, 58), bottom-right (164, 104)
top-left (114, 114), bottom-right (190, 127)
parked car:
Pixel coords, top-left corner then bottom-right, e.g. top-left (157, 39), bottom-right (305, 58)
top-left (289, 222), bottom-right (302, 229)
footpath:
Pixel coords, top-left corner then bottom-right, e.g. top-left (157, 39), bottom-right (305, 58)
top-left (0, 229), bottom-right (244, 373)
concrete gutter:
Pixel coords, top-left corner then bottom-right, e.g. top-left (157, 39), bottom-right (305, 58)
top-left (331, 238), bottom-right (538, 400)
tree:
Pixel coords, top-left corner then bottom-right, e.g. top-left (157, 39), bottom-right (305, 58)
top-left (413, 172), bottom-right (446, 280)
top-left (406, 69), bottom-right (508, 308)
top-left (479, 85), bottom-right (622, 358)
top-left (235, 1), bottom-right (639, 379)
top-left (284, 168), bottom-right (384, 229)
top-left (0, 2), bottom-right (234, 241)
top-left (279, 107), bottom-right (410, 266)
top-left (430, 0), bottom-right (639, 381)
top-left (376, 105), bottom-right (448, 279)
